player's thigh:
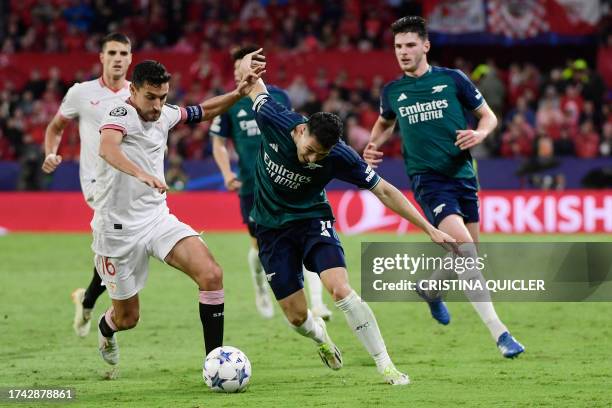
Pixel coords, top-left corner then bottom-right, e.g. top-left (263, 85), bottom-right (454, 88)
top-left (164, 235), bottom-right (223, 290)
top-left (438, 214), bottom-right (473, 243)
top-left (465, 222), bottom-right (480, 244)
top-left (411, 175), bottom-right (464, 228)
top-left (147, 214), bottom-right (218, 288)
top-left (94, 245), bottom-right (149, 301)
top-left (277, 289), bottom-right (308, 325)
top-left (255, 224), bottom-right (305, 301)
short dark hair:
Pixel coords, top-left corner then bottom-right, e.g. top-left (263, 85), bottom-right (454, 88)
top-left (307, 112), bottom-right (343, 150)
top-left (391, 16), bottom-right (428, 40)
top-left (101, 32), bottom-right (131, 51)
top-left (232, 45), bottom-right (260, 61)
top-left (131, 60), bottom-right (171, 88)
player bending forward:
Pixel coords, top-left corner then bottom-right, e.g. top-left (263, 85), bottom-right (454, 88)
top-left (93, 60), bottom-right (263, 369)
top-left (238, 50), bottom-right (455, 385)
top-left (211, 45), bottom-right (332, 320)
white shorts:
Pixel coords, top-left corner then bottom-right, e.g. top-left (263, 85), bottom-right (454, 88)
top-left (93, 213), bottom-right (199, 300)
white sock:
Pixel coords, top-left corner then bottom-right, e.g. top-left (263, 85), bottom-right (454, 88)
top-left (457, 243), bottom-right (507, 340)
top-left (303, 267), bottom-right (324, 308)
top-left (248, 247), bottom-right (266, 290)
top-left (336, 291), bottom-right (391, 373)
top-left (291, 309), bottom-right (326, 344)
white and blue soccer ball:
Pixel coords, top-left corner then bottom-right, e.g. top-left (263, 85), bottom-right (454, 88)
top-left (203, 346), bottom-right (251, 393)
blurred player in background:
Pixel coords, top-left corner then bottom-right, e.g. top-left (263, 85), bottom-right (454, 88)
top-left (211, 45), bottom-right (332, 320)
top-left (363, 16), bottom-right (524, 358)
top-left (94, 60), bottom-right (264, 369)
top-left (237, 50), bottom-right (456, 385)
top-left (41, 33), bottom-right (132, 338)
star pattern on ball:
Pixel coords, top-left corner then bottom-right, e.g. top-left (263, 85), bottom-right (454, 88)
top-left (238, 366), bottom-right (249, 386)
top-left (210, 372), bottom-right (227, 389)
top-left (219, 350), bottom-right (233, 363)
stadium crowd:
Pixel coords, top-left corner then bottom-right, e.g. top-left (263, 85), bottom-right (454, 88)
top-left (1, 0), bottom-right (611, 189)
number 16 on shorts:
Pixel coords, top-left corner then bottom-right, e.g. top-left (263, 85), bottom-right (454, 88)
top-left (95, 255), bottom-right (117, 293)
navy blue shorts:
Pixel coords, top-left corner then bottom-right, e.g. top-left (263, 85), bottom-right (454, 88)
top-left (254, 218), bottom-right (346, 300)
top-left (410, 173), bottom-right (480, 228)
top-left (239, 194), bottom-right (257, 237)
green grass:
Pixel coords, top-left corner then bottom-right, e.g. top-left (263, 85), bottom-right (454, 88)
top-left (1, 233), bottom-right (611, 407)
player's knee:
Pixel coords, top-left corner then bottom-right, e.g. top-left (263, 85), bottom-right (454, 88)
top-left (199, 261), bottom-right (223, 290)
top-left (115, 311), bottom-right (140, 330)
top-left (287, 309), bottom-right (308, 327)
top-left (330, 283), bottom-right (352, 302)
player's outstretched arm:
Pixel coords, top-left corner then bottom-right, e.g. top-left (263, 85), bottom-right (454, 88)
top-left (99, 128), bottom-right (168, 193)
top-left (211, 135), bottom-right (241, 191)
top-left (363, 116), bottom-right (396, 168)
top-left (371, 178), bottom-right (456, 247)
top-left (455, 102), bottom-right (497, 150)
top-left (42, 114), bottom-right (71, 173)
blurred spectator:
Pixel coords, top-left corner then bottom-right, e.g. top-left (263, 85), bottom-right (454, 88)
top-left (0, 128), bottom-right (15, 160)
top-left (536, 94), bottom-right (564, 139)
top-left (188, 49), bottom-right (222, 90)
top-left (554, 128), bottom-right (576, 157)
top-left (166, 154), bottom-right (188, 191)
top-left (17, 134), bottom-right (44, 191)
top-left (517, 135), bottom-right (565, 190)
top-left (322, 88), bottom-right (350, 120)
top-left (500, 114), bottom-right (535, 158)
top-left (574, 121), bottom-right (600, 158)
top-left (505, 96), bottom-right (536, 128)
top-left (286, 76), bottom-right (312, 110)
top-left (560, 84), bottom-right (584, 129)
top-left (600, 122), bottom-right (612, 157)
top-left (345, 116), bottom-right (370, 154)
top-left (579, 100), bottom-right (601, 130)
top-left (24, 69), bottom-right (47, 99)
top-left (473, 62), bottom-right (506, 118)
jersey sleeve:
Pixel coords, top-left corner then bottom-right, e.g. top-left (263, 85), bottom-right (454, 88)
top-left (253, 93), bottom-right (305, 137)
top-left (379, 83), bottom-right (396, 120)
top-left (164, 104), bottom-right (186, 129)
top-left (209, 113), bottom-right (231, 138)
top-left (333, 142), bottom-right (381, 190)
top-left (449, 69), bottom-right (485, 111)
top-left (99, 105), bottom-right (130, 135)
top-left (58, 84), bottom-right (80, 120)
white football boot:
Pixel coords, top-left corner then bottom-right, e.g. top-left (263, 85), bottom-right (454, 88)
top-left (71, 288), bottom-right (92, 337)
top-left (97, 314), bottom-right (119, 365)
top-left (381, 364), bottom-right (410, 385)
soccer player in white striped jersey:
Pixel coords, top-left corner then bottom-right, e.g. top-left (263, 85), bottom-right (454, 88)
top-left (94, 59), bottom-right (264, 369)
top-left (42, 33), bottom-right (133, 338)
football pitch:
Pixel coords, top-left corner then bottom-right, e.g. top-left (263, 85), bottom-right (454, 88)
top-left (1, 232), bottom-right (611, 407)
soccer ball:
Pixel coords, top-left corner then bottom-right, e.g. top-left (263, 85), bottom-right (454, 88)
top-left (203, 346), bottom-right (251, 393)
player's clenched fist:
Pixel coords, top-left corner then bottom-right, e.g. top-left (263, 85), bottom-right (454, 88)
top-left (42, 153), bottom-right (62, 173)
top-left (363, 142), bottom-right (384, 168)
top-left (136, 172), bottom-right (168, 193)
